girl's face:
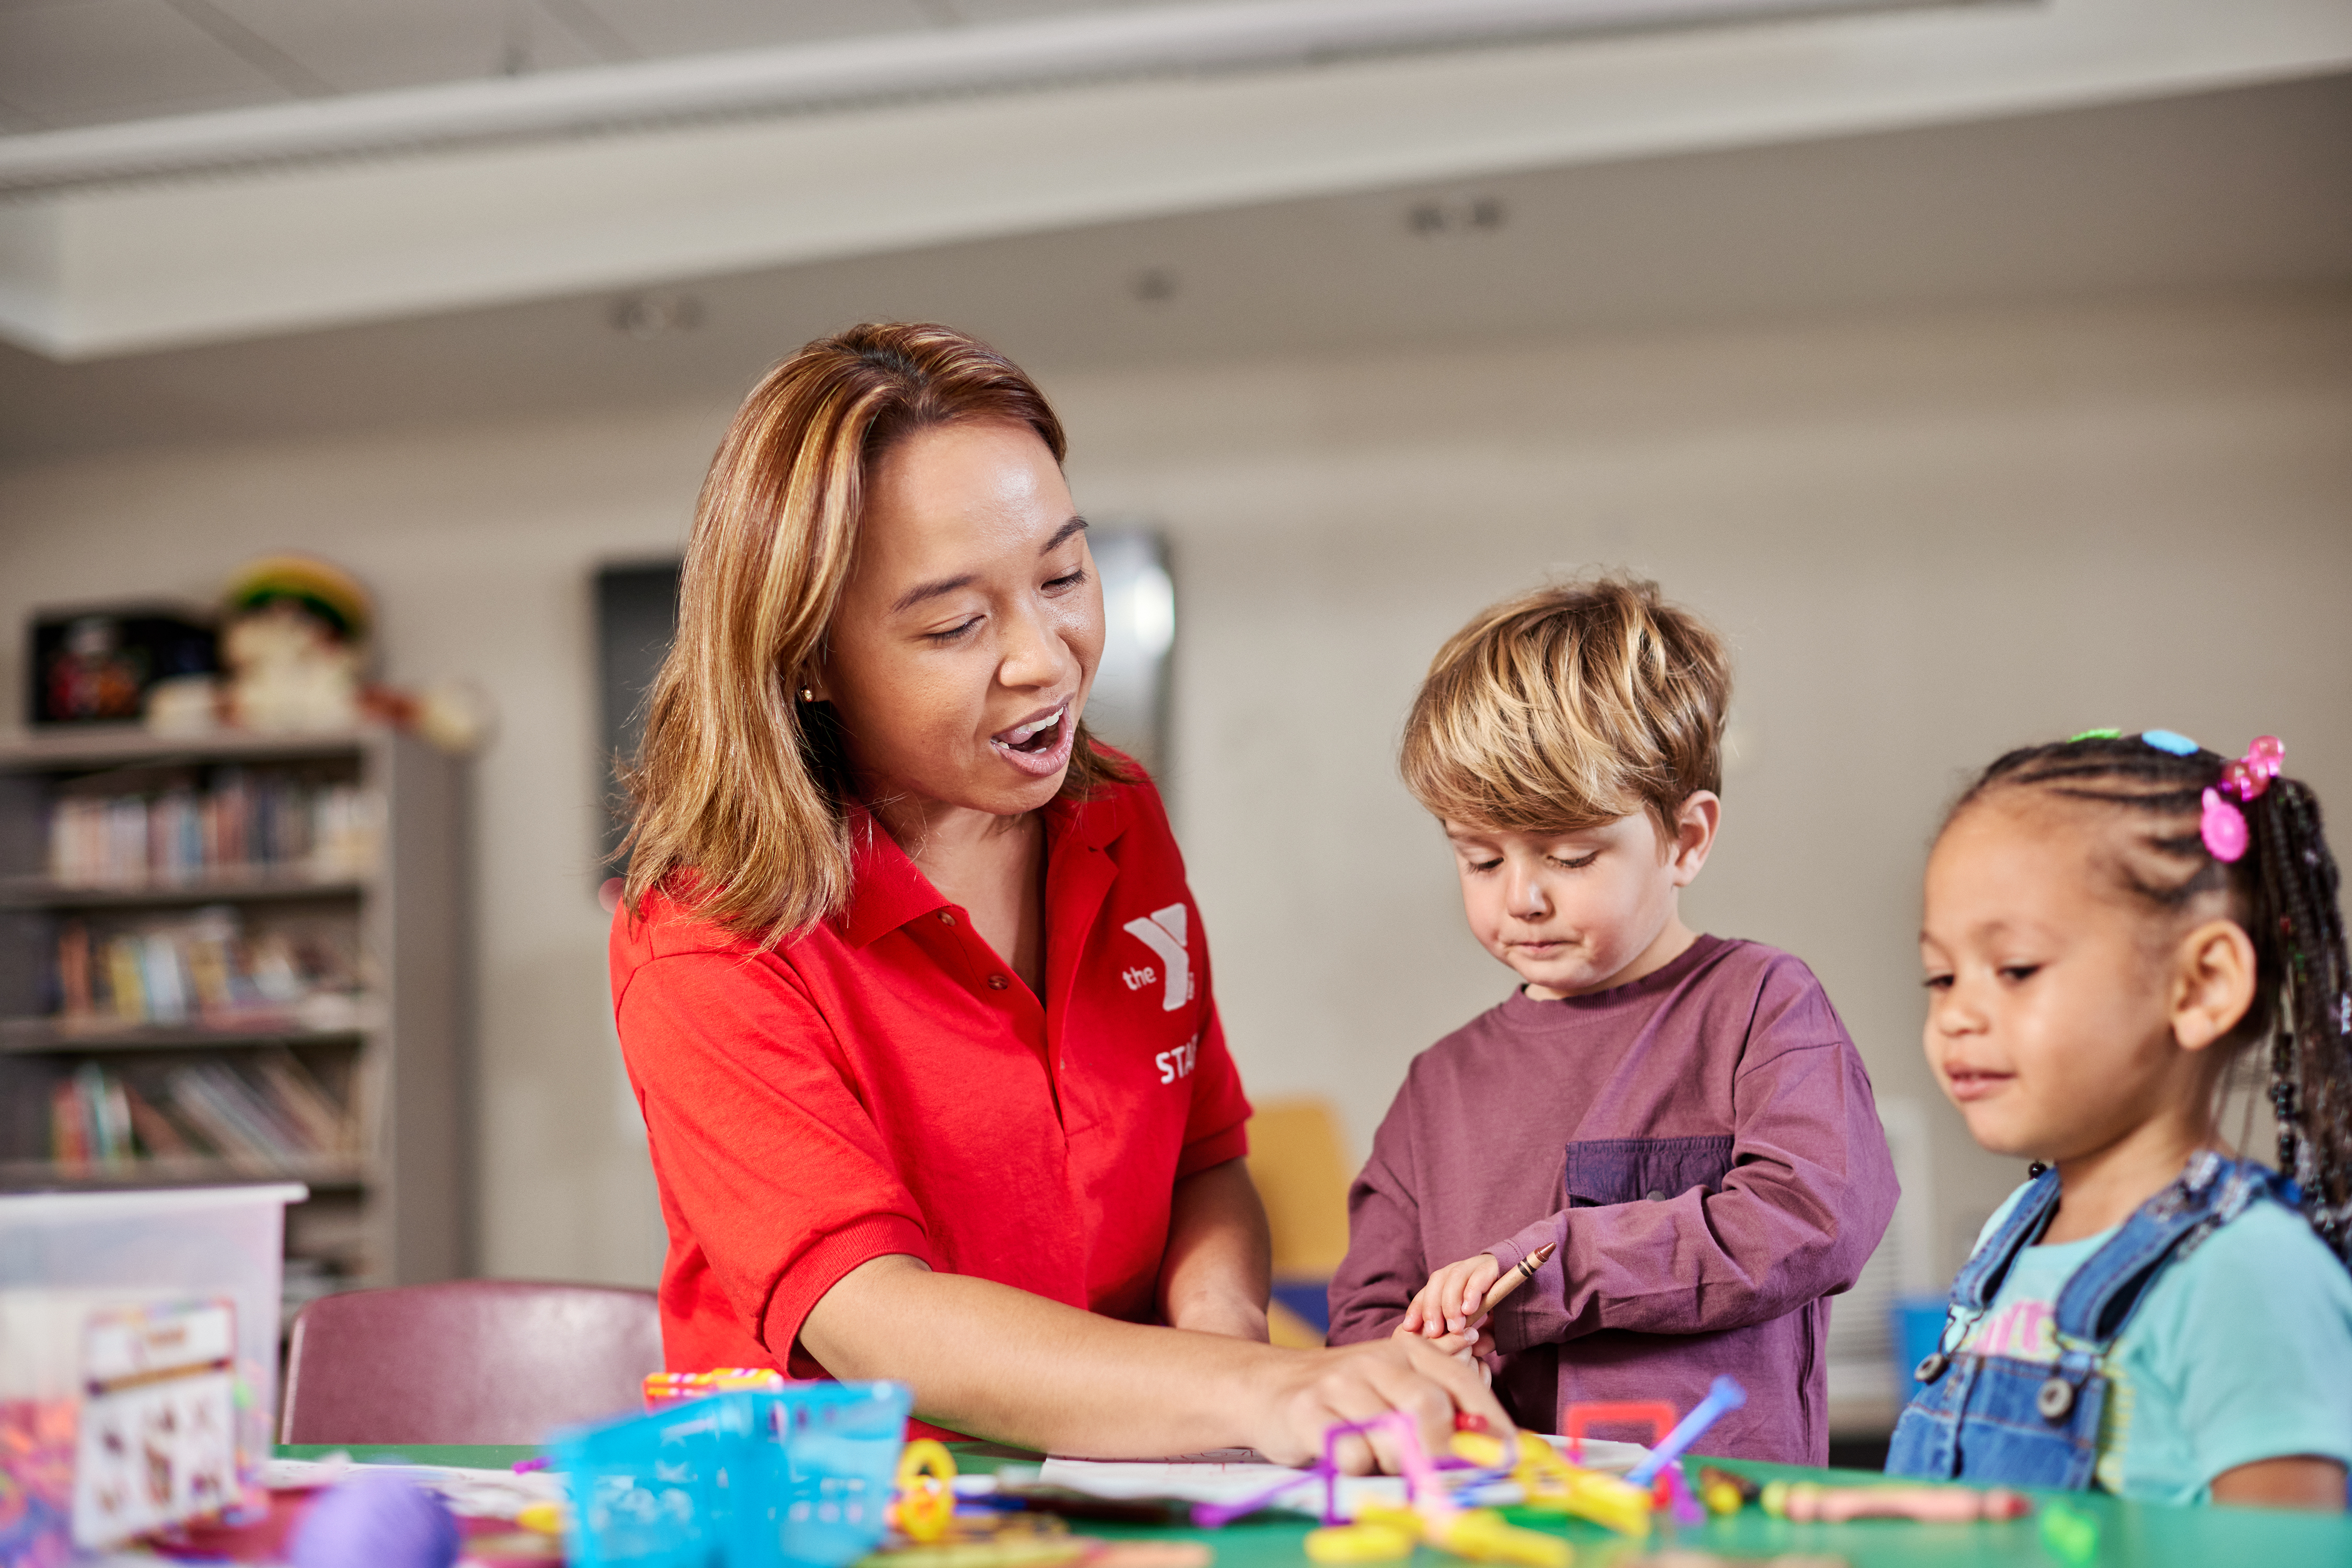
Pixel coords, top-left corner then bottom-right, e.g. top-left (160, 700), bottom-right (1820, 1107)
top-left (1920, 797), bottom-right (2206, 1163)
top-left (815, 420), bottom-right (1104, 820)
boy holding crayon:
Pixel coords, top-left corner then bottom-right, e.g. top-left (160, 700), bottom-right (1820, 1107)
top-left (1325, 577), bottom-right (1898, 1462)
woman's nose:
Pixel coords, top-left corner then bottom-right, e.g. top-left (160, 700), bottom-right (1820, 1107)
top-left (997, 599), bottom-right (1069, 690)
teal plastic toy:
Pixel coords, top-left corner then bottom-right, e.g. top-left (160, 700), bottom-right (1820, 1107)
top-left (552, 1381), bottom-right (913, 1567)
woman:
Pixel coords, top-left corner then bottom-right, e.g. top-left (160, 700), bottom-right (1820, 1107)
top-left (613, 323), bottom-right (1502, 1468)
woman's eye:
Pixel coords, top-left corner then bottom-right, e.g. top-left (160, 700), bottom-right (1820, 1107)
top-left (1044, 568), bottom-right (1087, 592)
top-left (925, 616), bottom-right (983, 643)
top-left (1998, 965), bottom-right (2041, 984)
top-left (1922, 974), bottom-right (1954, 991)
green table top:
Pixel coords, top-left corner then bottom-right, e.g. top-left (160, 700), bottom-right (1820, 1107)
top-left (274, 1444), bottom-right (2352, 1567)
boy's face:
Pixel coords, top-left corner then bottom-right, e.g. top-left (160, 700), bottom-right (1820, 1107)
top-left (1444, 795), bottom-right (1717, 1000)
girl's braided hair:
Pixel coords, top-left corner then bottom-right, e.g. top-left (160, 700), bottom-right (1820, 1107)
top-left (1954, 732), bottom-right (2352, 1265)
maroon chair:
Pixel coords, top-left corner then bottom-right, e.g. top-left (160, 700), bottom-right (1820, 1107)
top-left (281, 1279), bottom-right (664, 1444)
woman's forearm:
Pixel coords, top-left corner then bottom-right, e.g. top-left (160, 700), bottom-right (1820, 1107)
top-left (1157, 1158), bottom-right (1272, 1340)
top-left (799, 1253), bottom-right (1509, 1468)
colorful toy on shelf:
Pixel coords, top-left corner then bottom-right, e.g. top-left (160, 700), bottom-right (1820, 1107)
top-left (219, 556), bottom-right (371, 735)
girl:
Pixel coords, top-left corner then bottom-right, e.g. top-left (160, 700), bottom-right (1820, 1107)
top-left (1890, 730), bottom-right (2352, 1509)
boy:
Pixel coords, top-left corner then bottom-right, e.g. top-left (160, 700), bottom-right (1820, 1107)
top-left (1325, 577), bottom-right (1898, 1462)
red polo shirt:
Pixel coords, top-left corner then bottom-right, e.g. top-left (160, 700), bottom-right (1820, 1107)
top-left (610, 771), bottom-right (1251, 1433)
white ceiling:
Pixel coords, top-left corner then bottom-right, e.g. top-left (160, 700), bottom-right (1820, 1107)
top-left (2, 71), bottom-right (2344, 460)
top-left (6, 0), bottom-right (2345, 363)
top-left (0, 0), bottom-right (1211, 131)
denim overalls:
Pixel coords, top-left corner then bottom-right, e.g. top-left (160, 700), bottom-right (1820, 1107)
top-left (1886, 1151), bottom-right (2293, 1490)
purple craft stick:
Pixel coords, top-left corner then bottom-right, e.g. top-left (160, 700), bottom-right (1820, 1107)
top-left (1624, 1376), bottom-right (1747, 1488)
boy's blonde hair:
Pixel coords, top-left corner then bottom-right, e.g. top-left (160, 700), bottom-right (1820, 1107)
top-left (1400, 575), bottom-right (1731, 838)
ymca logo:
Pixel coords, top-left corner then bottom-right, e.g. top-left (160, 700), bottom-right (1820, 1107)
top-left (1120, 902), bottom-right (1193, 1013)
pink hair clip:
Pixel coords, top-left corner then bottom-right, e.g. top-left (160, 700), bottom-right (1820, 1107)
top-left (2201, 735), bottom-right (2284, 862)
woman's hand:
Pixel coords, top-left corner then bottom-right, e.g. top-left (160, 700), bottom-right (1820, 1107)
top-left (1401, 1253), bottom-right (1502, 1339)
top-left (1246, 1335), bottom-right (1512, 1473)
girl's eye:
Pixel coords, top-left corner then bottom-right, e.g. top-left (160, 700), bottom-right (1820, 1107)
top-left (1922, 974), bottom-right (1954, 992)
top-left (1998, 965), bottom-right (2041, 984)
top-left (926, 616), bottom-right (983, 644)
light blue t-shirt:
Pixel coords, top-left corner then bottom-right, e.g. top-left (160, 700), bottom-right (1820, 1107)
top-left (1950, 1181), bottom-right (2352, 1504)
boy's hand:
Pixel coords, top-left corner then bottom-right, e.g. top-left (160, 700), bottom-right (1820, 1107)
top-left (1401, 1253), bottom-right (1503, 1339)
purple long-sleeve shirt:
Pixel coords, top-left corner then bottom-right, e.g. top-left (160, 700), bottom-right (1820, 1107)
top-left (1327, 935), bottom-right (1898, 1463)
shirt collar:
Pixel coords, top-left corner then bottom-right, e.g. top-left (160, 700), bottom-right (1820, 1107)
top-left (836, 784), bottom-right (1136, 949)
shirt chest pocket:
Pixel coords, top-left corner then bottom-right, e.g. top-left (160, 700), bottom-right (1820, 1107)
top-left (1564, 1135), bottom-right (1736, 1207)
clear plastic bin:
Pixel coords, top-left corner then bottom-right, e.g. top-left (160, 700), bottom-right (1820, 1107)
top-left (0, 1183), bottom-right (304, 1554)
top-left (554, 1382), bottom-right (912, 1568)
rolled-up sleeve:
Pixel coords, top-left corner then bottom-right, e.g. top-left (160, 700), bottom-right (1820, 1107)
top-left (617, 950), bottom-right (933, 1362)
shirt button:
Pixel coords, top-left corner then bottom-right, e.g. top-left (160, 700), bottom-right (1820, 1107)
top-left (937, 911), bottom-right (955, 926)
top-left (987, 974), bottom-right (1009, 990)
top-left (1645, 1190), bottom-right (1667, 1202)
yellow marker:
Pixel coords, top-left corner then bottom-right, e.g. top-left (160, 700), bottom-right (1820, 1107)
top-left (895, 1438), bottom-right (959, 1543)
top-left (1431, 1509), bottom-right (1572, 1568)
top-left (1304, 1524), bottom-right (1419, 1563)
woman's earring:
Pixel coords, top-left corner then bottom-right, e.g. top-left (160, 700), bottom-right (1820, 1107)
top-left (800, 687), bottom-right (814, 702)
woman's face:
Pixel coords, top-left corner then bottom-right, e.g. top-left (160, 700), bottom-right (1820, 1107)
top-left (815, 419), bottom-right (1104, 820)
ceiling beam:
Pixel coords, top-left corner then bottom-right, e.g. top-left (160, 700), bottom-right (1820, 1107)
top-left (2, 0), bottom-right (2345, 362)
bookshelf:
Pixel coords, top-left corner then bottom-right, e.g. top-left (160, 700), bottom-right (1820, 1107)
top-left (0, 724), bottom-right (470, 1326)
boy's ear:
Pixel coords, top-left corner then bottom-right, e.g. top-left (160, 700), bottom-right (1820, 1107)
top-left (1667, 791), bottom-right (1721, 886)
top-left (2169, 918), bottom-right (2257, 1053)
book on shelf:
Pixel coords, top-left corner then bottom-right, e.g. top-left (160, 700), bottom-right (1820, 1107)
top-left (43, 766), bottom-right (382, 888)
top-left (44, 1053), bottom-right (356, 1177)
top-left (49, 904), bottom-right (364, 1033)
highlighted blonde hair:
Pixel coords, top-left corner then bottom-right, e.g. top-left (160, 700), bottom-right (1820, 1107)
top-left (1400, 575), bottom-right (1731, 836)
top-left (622, 322), bottom-right (1127, 945)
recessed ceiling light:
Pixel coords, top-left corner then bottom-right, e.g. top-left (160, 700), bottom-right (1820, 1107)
top-left (1131, 268), bottom-right (1179, 304)
top-left (1406, 195), bottom-right (1507, 236)
top-left (612, 292), bottom-right (705, 338)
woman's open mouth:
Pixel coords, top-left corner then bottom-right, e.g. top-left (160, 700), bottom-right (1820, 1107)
top-left (990, 700), bottom-right (1076, 778)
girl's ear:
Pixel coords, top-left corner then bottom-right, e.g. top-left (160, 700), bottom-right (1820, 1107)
top-left (2169, 918), bottom-right (2258, 1053)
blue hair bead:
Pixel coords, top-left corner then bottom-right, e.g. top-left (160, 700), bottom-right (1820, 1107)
top-left (291, 1469), bottom-right (459, 1568)
top-left (2141, 730), bottom-right (2200, 756)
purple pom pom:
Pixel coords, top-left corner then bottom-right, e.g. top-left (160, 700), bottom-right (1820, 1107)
top-left (292, 1470), bottom-right (460, 1568)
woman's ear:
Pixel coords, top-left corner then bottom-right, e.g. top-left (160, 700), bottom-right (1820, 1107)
top-left (2169, 918), bottom-right (2258, 1053)
top-left (1667, 791), bottom-right (1721, 886)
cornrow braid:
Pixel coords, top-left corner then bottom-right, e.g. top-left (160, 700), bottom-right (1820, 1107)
top-left (1955, 733), bottom-right (2352, 1265)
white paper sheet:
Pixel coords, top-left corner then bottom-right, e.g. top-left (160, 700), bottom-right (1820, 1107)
top-left (259, 1455), bottom-right (565, 1519)
top-left (1033, 1434), bottom-right (1649, 1521)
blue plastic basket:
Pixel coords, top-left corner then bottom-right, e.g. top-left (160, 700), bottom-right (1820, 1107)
top-left (1891, 1296), bottom-right (1952, 1400)
top-left (553, 1381), bottom-right (913, 1568)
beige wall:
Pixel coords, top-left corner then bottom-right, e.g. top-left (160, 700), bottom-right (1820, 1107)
top-left (3, 285), bottom-right (2347, 1286)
